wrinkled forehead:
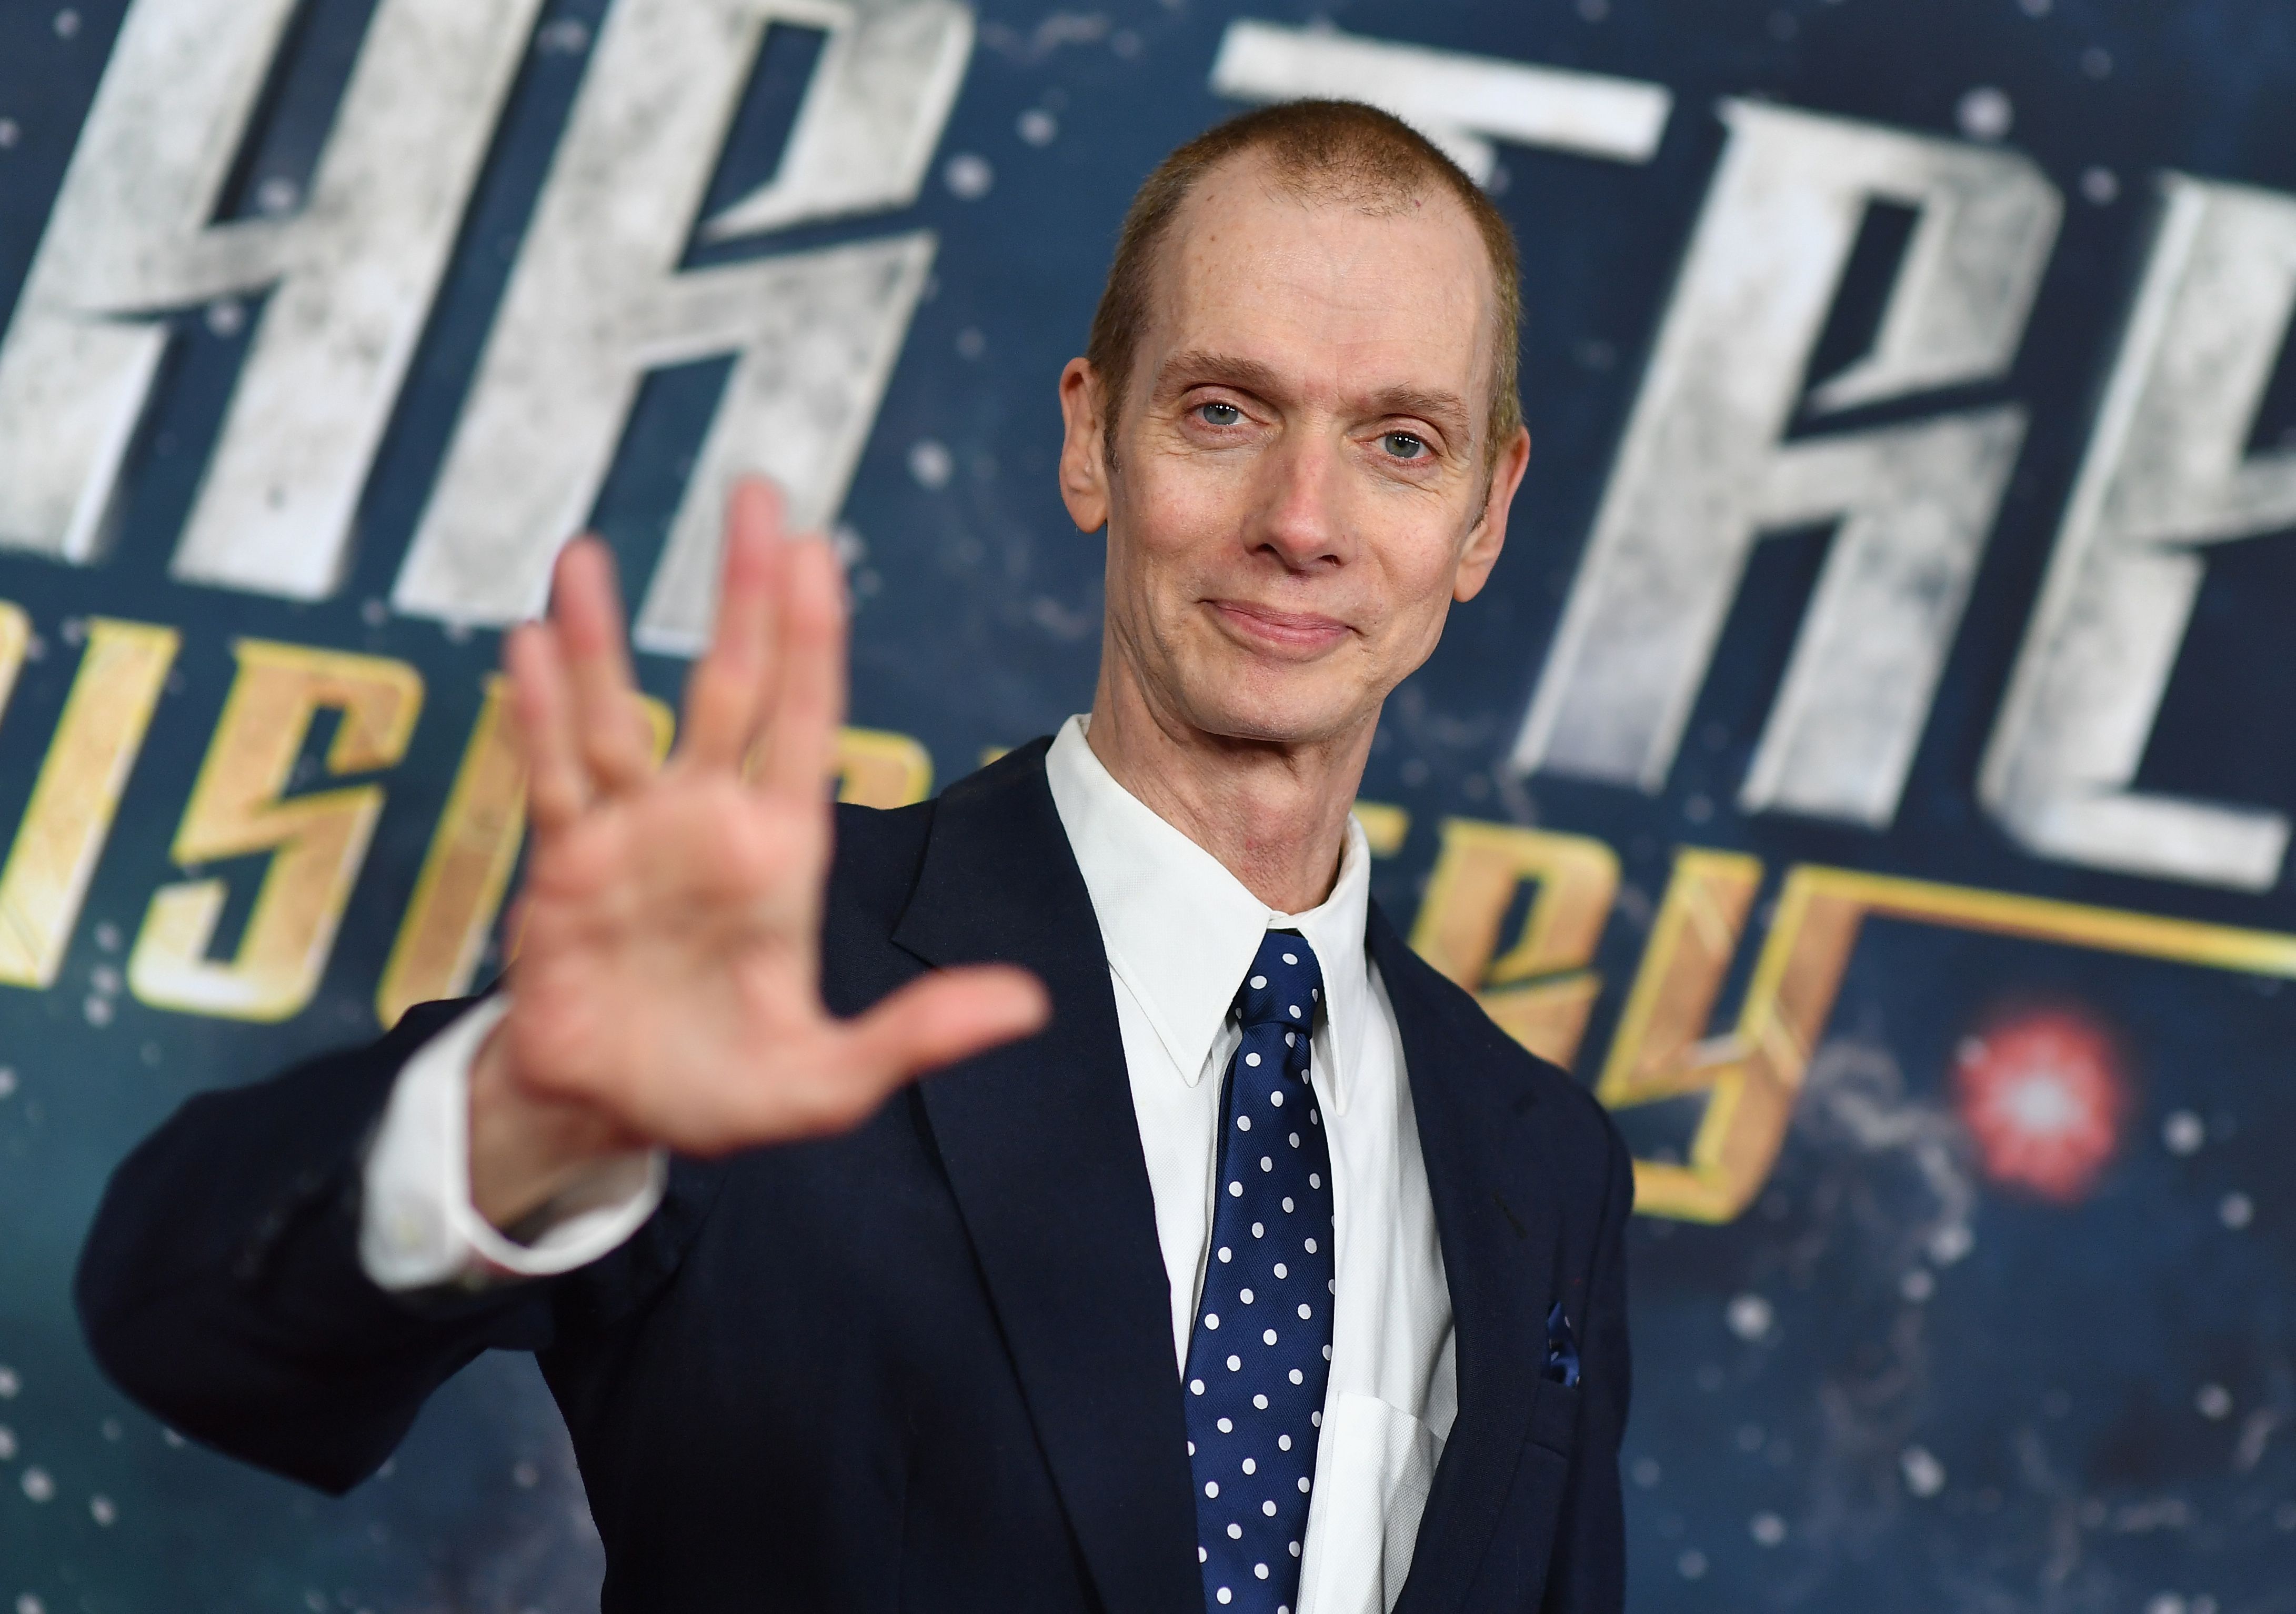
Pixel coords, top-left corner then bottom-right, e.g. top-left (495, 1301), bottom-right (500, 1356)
top-left (1140, 150), bottom-right (1501, 421)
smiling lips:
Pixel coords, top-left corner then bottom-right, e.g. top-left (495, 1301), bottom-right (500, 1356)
top-left (1207, 599), bottom-right (1351, 655)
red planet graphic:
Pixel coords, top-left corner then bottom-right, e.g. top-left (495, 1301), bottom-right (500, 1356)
top-left (1952, 1007), bottom-right (2130, 1204)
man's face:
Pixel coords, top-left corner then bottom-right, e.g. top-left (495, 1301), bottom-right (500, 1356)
top-left (1060, 152), bottom-right (1529, 752)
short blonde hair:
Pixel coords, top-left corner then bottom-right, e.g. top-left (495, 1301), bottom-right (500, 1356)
top-left (1085, 99), bottom-right (1523, 465)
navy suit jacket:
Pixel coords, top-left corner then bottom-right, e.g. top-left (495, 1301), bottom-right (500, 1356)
top-left (77, 740), bottom-right (1632, 1612)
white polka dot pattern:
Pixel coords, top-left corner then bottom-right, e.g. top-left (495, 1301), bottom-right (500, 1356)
top-left (1184, 930), bottom-right (1332, 1613)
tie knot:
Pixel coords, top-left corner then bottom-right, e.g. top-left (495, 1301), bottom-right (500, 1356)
top-left (1236, 930), bottom-right (1322, 1035)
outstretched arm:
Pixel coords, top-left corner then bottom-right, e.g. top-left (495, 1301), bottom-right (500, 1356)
top-left (76, 480), bottom-right (1049, 1488)
top-left (76, 996), bottom-right (558, 1492)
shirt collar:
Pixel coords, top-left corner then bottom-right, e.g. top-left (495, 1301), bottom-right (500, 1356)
top-left (1043, 715), bottom-right (1373, 1110)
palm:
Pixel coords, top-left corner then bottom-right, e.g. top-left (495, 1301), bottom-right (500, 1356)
top-left (486, 480), bottom-right (1044, 1170)
top-left (509, 781), bottom-right (830, 1152)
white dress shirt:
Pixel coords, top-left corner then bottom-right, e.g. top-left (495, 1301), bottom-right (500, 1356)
top-left (359, 715), bottom-right (1457, 1612)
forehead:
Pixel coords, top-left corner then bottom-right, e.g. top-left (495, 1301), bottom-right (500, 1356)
top-left (1142, 151), bottom-right (1498, 413)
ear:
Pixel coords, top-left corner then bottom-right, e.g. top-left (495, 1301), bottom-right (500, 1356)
top-left (1452, 425), bottom-right (1531, 604)
top-left (1058, 358), bottom-right (1113, 533)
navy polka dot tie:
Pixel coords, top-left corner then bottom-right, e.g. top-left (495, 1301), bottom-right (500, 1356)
top-left (1184, 931), bottom-right (1332, 1612)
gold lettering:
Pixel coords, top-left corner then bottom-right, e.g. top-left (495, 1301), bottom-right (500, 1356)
top-left (1407, 818), bottom-right (1620, 1067)
top-left (1590, 849), bottom-right (1764, 1221)
top-left (836, 727), bottom-right (933, 809)
top-left (0, 617), bottom-right (179, 988)
top-left (1602, 858), bottom-right (2296, 1222)
top-left (0, 602), bottom-right (24, 716)
top-left (1350, 800), bottom-right (1409, 857)
top-left (130, 641), bottom-right (422, 1021)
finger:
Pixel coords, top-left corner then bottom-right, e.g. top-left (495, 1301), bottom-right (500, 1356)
top-left (505, 621), bottom-right (587, 835)
top-left (679, 479), bottom-right (785, 771)
top-left (835, 966), bottom-right (1051, 1094)
top-left (498, 891), bottom-right (530, 966)
top-left (753, 535), bottom-right (848, 801)
top-left (551, 538), bottom-right (654, 796)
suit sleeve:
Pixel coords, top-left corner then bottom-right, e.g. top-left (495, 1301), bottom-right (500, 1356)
top-left (1540, 1120), bottom-right (1633, 1614)
top-left (74, 998), bottom-right (566, 1496)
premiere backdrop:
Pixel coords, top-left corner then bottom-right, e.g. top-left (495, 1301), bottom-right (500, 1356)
top-left (3, 0), bottom-right (2295, 1608)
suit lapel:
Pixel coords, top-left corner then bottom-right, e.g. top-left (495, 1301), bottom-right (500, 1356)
top-left (1369, 905), bottom-right (1564, 1614)
top-left (893, 741), bottom-right (1202, 1614)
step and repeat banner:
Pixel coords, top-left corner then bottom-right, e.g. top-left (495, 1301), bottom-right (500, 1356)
top-left (3, 0), bottom-right (2294, 1607)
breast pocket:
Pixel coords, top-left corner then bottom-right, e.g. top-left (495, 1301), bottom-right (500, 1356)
top-left (1470, 1378), bottom-right (1581, 1607)
top-left (1526, 1375), bottom-right (1579, 1459)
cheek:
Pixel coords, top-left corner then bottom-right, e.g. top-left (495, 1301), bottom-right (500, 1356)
top-left (1112, 463), bottom-right (1235, 587)
top-left (1365, 533), bottom-right (1466, 645)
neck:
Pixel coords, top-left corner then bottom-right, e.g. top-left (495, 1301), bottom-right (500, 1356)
top-left (1085, 665), bottom-right (1372, 915)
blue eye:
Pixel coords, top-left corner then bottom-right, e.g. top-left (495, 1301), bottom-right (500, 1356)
top-left (1197, 402), bottom-right (1242, 426)
top-left (1381, 432), bottom-right (1427, 460)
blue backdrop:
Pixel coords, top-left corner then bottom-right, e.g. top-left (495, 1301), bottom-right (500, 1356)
top-left (2, 0), bottom-right (2294, 1609)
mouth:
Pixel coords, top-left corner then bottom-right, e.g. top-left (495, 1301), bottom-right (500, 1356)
top-left (1205, 599), bottom-right (1352, 655)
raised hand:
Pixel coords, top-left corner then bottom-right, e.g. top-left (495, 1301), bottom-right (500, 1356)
top-left (466, 479), bottom-right (1048, 1230)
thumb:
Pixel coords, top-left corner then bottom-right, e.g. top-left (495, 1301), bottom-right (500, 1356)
top-left (839, 964), bottom-right (1050, 1089)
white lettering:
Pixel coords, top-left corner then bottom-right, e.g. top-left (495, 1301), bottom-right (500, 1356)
top-left (1210, 20), bottom-right (1671, 183)
top-left (0, 0), bottom-right (539, 593)
top-left (391, 0), bottom-right (971, 651)
top-left (1980, 175), bottom-right (2296, 890)
top-left (1512, 102), bottom-right (2061, 828)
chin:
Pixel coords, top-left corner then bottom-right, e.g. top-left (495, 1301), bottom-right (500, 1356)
top-left (1175, 674), bottom-right (1371, 750)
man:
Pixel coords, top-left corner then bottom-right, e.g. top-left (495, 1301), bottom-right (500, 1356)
top-left (79, 100), bottom-right (1631, 1612)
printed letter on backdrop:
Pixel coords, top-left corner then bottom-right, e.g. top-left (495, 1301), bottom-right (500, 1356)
top-left (1511, 102), bottom-right (2061, 828)
top-left (0, 618), bottom-right (179, 989)
top-left (0, 0), bottom-right (539, 593)
top-left (130, 644), bottom-right (422, 1021)
top-left (1980, 176), bottom-right (2296, 891)
top-left (391, 0), bottom-right (973, 653)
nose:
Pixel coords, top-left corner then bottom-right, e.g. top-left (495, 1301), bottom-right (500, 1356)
top-left (1250, 428), bottom-right (1350, 573)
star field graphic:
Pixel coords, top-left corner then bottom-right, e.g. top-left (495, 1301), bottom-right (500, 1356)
top-left (1, 1), bottom-right (2294, 1610)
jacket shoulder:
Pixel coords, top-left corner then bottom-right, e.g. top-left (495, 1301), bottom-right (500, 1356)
top-left (820, 738), bottom-right (1061, 940)
top-left (824, 796), bottom-right (937, 926)
top-left (1372, 911), bottom-right (1627, 1162)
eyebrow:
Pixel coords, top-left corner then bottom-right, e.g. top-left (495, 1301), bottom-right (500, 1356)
top-left (1153, 349), bottom-right (1476, 449)
top-left (1153, 349), bottom-right (1287, 399)
top-left (1360, 385), bottom-right (1474, 446)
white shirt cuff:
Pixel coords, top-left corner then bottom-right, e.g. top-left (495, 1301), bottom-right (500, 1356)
top-left (358, 997), bottom-right (668, 1292)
